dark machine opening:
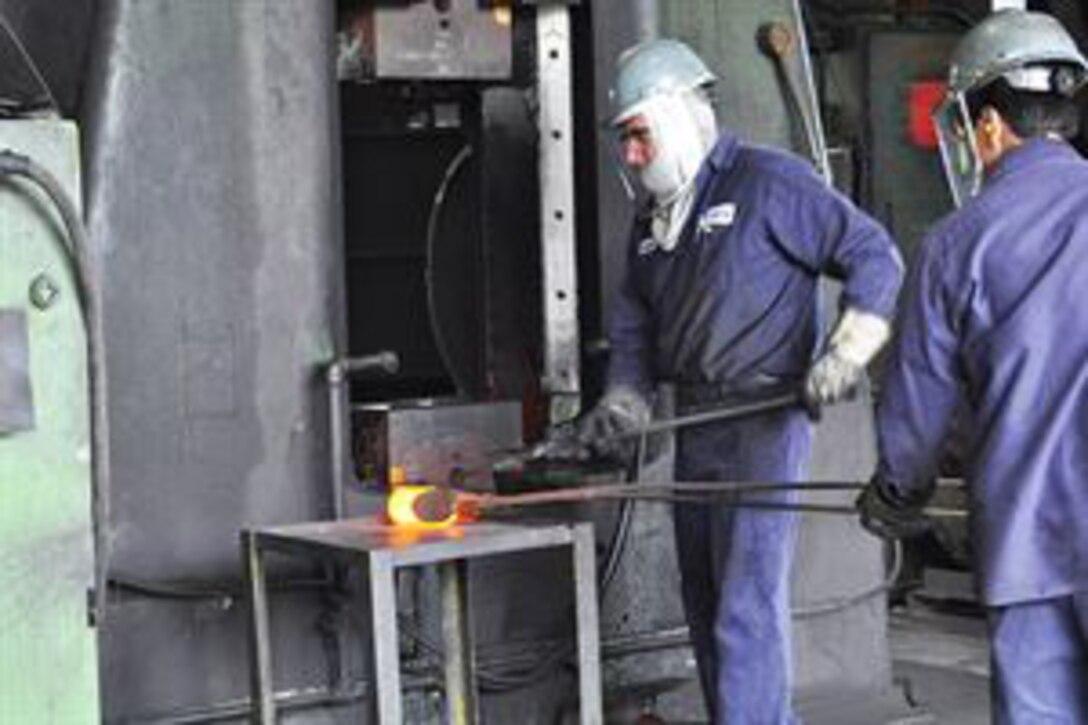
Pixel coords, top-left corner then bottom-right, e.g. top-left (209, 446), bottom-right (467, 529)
top-left (337, 0), bottom-right (562, 409)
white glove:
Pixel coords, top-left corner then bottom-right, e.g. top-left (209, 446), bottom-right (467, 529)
top-left (578, 385), bottom-right (651, 460)
top-left (806, 308), bottom-right (891, 406)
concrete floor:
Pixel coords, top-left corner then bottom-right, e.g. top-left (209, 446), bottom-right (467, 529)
top-left (636, 603), bottom-right (994, 724)
top-left (889, 605), bottom-right (991, 725)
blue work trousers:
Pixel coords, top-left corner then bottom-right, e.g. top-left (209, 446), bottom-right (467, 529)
top-left (673, 409), bottom-right (811, 725)
top-left (988, 592), bottom-right (1088, 724)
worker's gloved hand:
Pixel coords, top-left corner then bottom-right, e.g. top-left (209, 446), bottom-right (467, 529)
top-left (527, 419), bottom-right (590, 462)
top-left (805, 308), bottom-right (891, 408)
top-left (578, 385), bottom-right (651, 461)
top-left (805, 349), bottom-right (863, 407)
top-left (856, 476), bottom-right (933, 540)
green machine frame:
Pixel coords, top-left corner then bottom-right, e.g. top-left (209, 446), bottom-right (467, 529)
top-left (0, 121), bottom-right (100, 723)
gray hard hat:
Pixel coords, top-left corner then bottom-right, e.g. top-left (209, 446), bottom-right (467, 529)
top-left (934, 10), bottom-right (1088, 207)
top-left (948, 10), bottom-right (1088, 96)
top-left (610, 39), bottom-right (716, 125)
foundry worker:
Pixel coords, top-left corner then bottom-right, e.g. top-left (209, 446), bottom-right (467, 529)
top-left (580, 39), bottom-right (904, 723)
top-left (856, 10), bottom-right (1088, 722)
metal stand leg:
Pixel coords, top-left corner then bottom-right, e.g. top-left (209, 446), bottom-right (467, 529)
top-left (440, 560), bottom-right (479, 725)
top-left (242, 532), bottom-right (275, 724)
top-left (572, 523), bottom-right (603, 725)
top-left (369, 552), bottom-right (403, 725)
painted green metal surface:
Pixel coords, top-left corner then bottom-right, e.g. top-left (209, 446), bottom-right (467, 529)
top-left (0, 121), bottom-right (99, 723)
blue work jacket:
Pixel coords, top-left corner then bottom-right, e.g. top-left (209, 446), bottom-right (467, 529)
top-left (876, 139), bottom-right (1088, 606)
top-left (607, 133), bottom-right (903, 397)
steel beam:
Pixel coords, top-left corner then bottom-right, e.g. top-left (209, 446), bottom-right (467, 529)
top-left (536, 4), bottom-right (582, 423)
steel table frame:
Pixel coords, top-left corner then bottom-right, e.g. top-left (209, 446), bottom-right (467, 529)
top-left (241, 518), bottom-right (602, 724)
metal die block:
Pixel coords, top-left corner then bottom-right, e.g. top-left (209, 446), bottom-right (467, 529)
top-left (356, 399), bottom-right (522, 491)
top-left (351, 0), bottom-right (514, 80)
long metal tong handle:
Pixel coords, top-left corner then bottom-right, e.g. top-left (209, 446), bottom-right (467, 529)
top-left (458, 480), bottom-right (966, 519)
top-left (606, 392), bottom-right (804, 440)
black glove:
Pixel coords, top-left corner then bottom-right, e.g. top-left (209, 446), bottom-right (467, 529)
top-left (578, 386), bottom-right (651, 461)
top-left (855, 478), bottom-right (933, 540)
top-left (525, 419), bottom-right (591, 462)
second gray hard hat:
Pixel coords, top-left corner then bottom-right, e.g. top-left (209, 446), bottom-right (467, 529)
top-left (948, 9), bottom-right (1088, 96)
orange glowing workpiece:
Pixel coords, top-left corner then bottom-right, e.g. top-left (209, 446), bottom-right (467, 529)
top-left (386, 485), bottom-right (458, 529)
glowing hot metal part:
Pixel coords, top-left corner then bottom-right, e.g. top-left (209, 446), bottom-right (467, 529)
top-left (386, 485), bottom-right (459, 529)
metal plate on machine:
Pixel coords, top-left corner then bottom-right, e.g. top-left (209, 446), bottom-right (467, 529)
top-left (0, 309), bottom-right (34, 433)
top-left (355, 0), bottom-right (513, 80)
top-left (356, 399), bottom-right (522, 491)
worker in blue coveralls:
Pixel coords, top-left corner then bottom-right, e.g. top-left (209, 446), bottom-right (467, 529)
top-left (855, 10), bottom-right (1088, 723)
top-left (580, 39), bottom-right (904, 723)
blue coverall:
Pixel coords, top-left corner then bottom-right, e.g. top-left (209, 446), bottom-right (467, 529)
top-left (608, 133), bottom-right (903, 723)
top-left (874, 139), bottom-right (1088, 723)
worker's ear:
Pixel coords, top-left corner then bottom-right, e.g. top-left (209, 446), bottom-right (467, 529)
top-left (975, 106), bottom-right (1014, 166)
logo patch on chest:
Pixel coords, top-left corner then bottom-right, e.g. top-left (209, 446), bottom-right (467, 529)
top-left (637, 237), bottom-right (658, 256)
top-left (697, 202), bottom-right (737, 234)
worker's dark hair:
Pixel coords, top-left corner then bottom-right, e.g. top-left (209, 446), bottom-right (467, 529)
top-left (966, 73), bottom-right (1081, 140)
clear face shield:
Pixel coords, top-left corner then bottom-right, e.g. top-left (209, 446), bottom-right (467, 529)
top-left (933, 92), bottom-right (983, 208)
top-left (603, 88), bottom-right (718, 206)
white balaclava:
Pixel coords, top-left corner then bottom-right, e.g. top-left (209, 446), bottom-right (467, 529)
top-left (636, 90), bottom-right (718, 250)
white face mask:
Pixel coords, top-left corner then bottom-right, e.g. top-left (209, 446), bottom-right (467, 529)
top-left (636, 91), bottom-right (717, 202)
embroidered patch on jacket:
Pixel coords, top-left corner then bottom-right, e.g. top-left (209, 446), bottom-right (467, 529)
top-left (637, 237), bottom-right (658, 256)
top-left (697, 202), bottom-right (737, 234)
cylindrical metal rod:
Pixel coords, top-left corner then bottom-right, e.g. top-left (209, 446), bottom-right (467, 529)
top-left (458, 480), bottom-right (966, 520)
top-left (605, 392), bottom-right (802, 440)
top-left (468, 479), bottom-right (864, 510)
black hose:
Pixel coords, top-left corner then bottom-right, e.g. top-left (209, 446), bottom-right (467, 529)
top-left (0, 149), bottom-right (111, 624)
top-left (598, 431), bottom-right (647, 596)
top-left (424, 145), bottom-right (474, 395)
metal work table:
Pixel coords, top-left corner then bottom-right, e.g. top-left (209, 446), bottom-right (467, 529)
top-left (242, 517), bottom-right (603, 724)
